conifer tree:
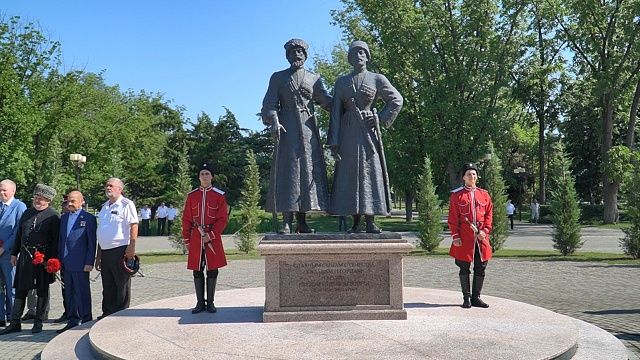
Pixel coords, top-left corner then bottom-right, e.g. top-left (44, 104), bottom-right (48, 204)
top-left (167, 148), bottom-right (193, 254)
top-left (620, 152), bottom-right (640, 258)
top-left (482, 142), bottom-right (508, 252)
top-left (416, 156), bottom-right (442, 252)
top-left (236, 149), bottom-right (261, 254)
top-left (549, 142), bottom-right (582, 255)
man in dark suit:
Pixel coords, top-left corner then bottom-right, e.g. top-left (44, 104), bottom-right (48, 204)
top-left (57, 191), bottom-right (97, 333)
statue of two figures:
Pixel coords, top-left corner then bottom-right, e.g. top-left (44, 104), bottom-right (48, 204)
top-left (261, 39), bottom-right (403, 234)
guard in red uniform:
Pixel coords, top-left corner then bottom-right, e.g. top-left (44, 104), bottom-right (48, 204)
top-left (182, 163), bottom-right (229, 314)
top-left (448, 163), bottom-right (493, 309)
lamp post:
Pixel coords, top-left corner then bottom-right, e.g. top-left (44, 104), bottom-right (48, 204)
top-left (513, 166), bottom-right (526, 221)
top-left (69, 153), bottom-right (87, 191)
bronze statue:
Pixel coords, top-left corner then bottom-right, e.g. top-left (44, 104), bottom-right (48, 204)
top-left (328, 41), bottom-right (403, 233)
top-left (261, 38), bottom-right (332, 233)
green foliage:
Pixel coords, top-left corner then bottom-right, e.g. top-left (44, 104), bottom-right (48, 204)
top-left (482, 142), bottom-right (509, 252)
top-left (235, 150), bottom-right (261, 254)
top-left (416, 156), bottom-right (442, 252)
top-left (549, 142), bottom-right (583, 255)
top-left (620, 151), bottom-right (640, 258)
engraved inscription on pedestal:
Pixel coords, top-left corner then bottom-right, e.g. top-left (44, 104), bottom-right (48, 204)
top-left (279, 260), bottom-right (389, 307)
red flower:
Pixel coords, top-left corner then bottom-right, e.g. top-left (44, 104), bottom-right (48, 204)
top-left (32, 250), bottom-right (45, 265)
top-left (46, 258), bottom-right (61, 273)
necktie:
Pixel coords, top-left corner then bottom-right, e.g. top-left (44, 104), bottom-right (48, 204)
top-left (0, 204), bottom-right (6, 219)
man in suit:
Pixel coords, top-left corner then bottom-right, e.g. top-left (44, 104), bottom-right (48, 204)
top-left (57, 190), bottom-right (97, 333)
top-left (0, 180), bottom-right (27, 327)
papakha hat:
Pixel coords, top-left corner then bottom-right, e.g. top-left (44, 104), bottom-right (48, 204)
top-left (461, 163), bottom-right (479, 174)
top-left (199, 163), bottom-right (214, 174)
top-left (348, 40), bottom-right (371, 60)
top-left (33, 183), bottom-right (56, 201)
top-left (284, 38), bottom-right (309, 57)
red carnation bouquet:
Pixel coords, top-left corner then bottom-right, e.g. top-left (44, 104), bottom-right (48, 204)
top-left (46, 258), bottom-right (64, 288)
top-left (32, 250), bottom-right (45, 265)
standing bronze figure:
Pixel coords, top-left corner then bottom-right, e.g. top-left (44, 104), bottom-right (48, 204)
top-left (328, 41), bottom-right (403, 233)
top-left (261, 38), bottom-right (332, 233)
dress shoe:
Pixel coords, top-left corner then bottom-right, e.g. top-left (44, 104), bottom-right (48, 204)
top-left (56, 323), bottom-right (77, 334)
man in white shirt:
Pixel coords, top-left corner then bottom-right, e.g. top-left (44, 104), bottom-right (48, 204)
top-left (506, 199), bottom-right (516, 230)
top-left (95, 178), bottom-right (138, 318)
top-left (166, 204), bottom-right (178, 235)
top-left (156, 202), bottom-right (168, 236)
top-left (140, 205), bottom-right (151, 236)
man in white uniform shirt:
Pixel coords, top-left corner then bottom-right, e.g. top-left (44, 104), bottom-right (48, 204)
top-left (140, 205), bottom-right (151, 236)
top-left (156, 202), bottom-right (168, 236)
top-left (95, 178), bottom-right (138, 318)
top-left (166, 204), bottom-right (178, 235)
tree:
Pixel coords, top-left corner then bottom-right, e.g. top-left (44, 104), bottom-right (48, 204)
top-left (550, 0), bottom-right (640, 223)
top-left (548, 142), bottom-right (582, 255)
top-left (235, 150), bottom-right (261, 254)
top-left (416, 156), bottom-right (443, 252)
top-left (511, 0), bottom-right (565, 204)
top-left (167, 148), bottom-right (193, 254)
top-left (620, 150), bottom-right (640, 258)
top-left (482, 142), bottom-right (509, 252)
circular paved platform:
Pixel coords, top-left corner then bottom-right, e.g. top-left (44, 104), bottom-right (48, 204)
top-left (80, 287), bottom-right (595, 360)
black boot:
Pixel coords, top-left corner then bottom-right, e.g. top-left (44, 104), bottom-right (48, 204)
top-left (347, 215), bottom-right (361, 233)
top-left (365, 215), bottom-right (382, 234)
top-left (32, 296), bottom-right (47, 333)
top-left (459, 275), bottom-right (471, 309)
top-left (206, 276), bottom-right (217, 313)
top-left (191, 277), bottom-right (206, 314)
top-left (471, 274), bottom-right (489, 308)
top-left (295, 212), bottom-right (313, 233)
top-left (0, 298), bottom-right (25, 335)
top-left (278, 212), bottom-right (293, 234)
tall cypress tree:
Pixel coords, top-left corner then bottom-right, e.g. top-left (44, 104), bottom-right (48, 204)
top-left (482, 141), bottom-right (508, 252)
top-left (620, 151), bottom-right (640, 259)
top-left (416, 156), bottom-right (442, 252)
top-left (236, 149), bottom-right (261, 254)
top-left (549, 142), bottom-right (582, 255)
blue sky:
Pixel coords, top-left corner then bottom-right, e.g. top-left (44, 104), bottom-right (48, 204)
top-left (2, 0), bottom-right (346, 131)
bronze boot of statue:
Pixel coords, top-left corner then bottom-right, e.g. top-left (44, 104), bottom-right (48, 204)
top-left (347, 215), bottom-right (361, 233)
top-left (365, 215), bottom-right (381, 233)
top-left (295, 212), bottom-right (313, 233)
top-left (279, 212), bottom-right (293, 234)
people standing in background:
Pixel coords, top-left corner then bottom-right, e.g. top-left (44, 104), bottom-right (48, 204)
top-left (530, 198), bottom-right (540, 223)
top-left (156, 202), bottom-right (168, 236)
top-left (167, 204), bottom-right (178, 235)
top-left (506, 199), bottom-right (515, 230)
top-left (140, 205), bottom-right (151, 236)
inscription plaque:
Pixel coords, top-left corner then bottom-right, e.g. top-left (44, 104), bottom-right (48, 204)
top-left (279, 260), bottom-right (390, 307)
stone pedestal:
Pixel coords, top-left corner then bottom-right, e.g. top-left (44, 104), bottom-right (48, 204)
top-left (257, 233), bottom-right (413, 322)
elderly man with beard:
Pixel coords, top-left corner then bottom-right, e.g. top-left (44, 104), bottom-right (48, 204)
top-left (1, 184), bottom-right (60, 335)
top-left (261, 38), bottom-right (332, 234)
top-left (95, 178), bottom-right (138, 319)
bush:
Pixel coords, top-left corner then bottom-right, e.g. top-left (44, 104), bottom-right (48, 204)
top-left (549, 142), bottom-right (583, 255)
top-left (416, 156), bottom-right (442, 252)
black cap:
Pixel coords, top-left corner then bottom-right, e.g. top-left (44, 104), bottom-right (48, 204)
top-left (199, 163), bottom-right (213, 174)
top-left (461, 162), bottom-right (479, 174)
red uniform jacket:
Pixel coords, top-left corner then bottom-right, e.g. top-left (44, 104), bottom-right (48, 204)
top-left (448, 186), bottom-right (493, 263)
top-left (182, 186), bottom-right (229, 270)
